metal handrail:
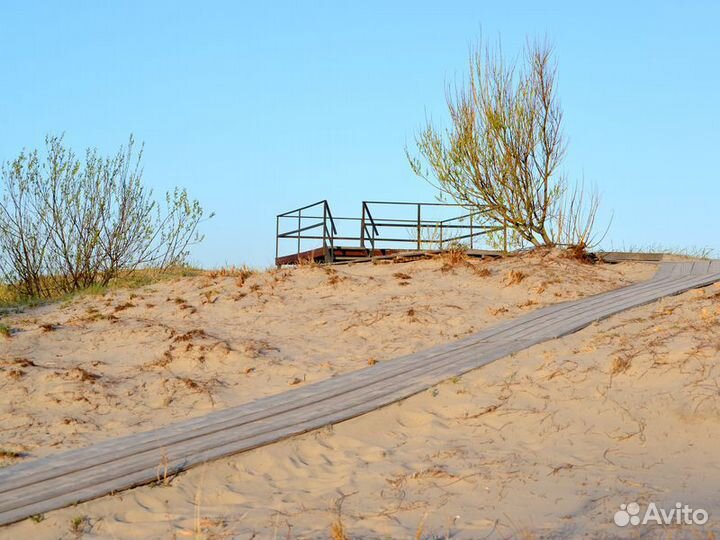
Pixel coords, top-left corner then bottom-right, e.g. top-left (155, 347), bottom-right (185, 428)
top-left (276, 200), bottom-right (336, 263)
top-left (361, 201), bottom-right (496, 251)
top-left (276, 199), bottom-right (507, 264)
top-left (277, 200), bottom-right (328, 217)
top-left (360, 201), bottom-right (379, 250)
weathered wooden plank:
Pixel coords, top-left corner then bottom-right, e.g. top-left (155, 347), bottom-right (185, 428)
top-left (494, 275), bottom-right (680, 341)
top-left (596, 251), bottom-right (664, 263)
top-left (515, 272), bottom-right (720, 341)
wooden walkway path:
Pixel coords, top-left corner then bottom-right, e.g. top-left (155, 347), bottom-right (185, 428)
top-left (1, 260), bottom-right (720, 525)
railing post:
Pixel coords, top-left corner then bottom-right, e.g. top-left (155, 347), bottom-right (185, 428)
top-left (360, 203), bottom-right (366, 249)
top-left (322, 203), bottom-right (327, 251)
top-left (439, 222), bottom-right (443, 251)
top-left (297, 208), bottom-right (302, 257)
top-left (324, 201), bottom-right (333, 263)
top-left (275, 215), bottom-right (280, 267)
top-left (416, 204), bottom-right (421, 250)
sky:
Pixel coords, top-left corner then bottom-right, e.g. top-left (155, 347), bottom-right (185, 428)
top-left (1, 1), bottom-right (718, 267)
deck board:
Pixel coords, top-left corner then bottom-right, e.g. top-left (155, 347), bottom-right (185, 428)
top-left (1, 262), bottom-right (719, 526)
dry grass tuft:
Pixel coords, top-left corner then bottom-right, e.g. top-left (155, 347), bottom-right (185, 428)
top-left (297, 256), bottom-right (319, 268)
top-left (200, 290), bottom-right (220, 304)
top-left (324, 267), bottom-right (346, 286)
top-left (487, 305), bottom-right (509, 316)
top-left (178, 302), bottom-right (197, 313)
top-left (3, 357), bottom-right (36, 368)
top-left (611, 354), bottom-right (632, 375)
top-left (69, 515), bottom-right (89, 535)
top-left (438, 249), bottom-right (467, 272)
top-left (329, 493), bottom-right (354, 540)
top-left (180, 377), bottom-right (201, 391)
top-left (114, 301), bottom-right (135, 312)
top-left (6, 369), bottom-right (25, 380)
top-left (173, 329), bottom-right (208, 343)
top-left (0, 324), bottom-right (13, 338)
top-left (330, 519), bottom-right (350, 540)
top-left (208, 265), bottom-right (253, 280)
top-left (66, 367), bottom-right (101, 382)
top-left (0, 448), bottom-right (22, 459)
top-left (393, 272), bottom-right (412, 280)
top-left (561, 243), bottom-right (595, 263)
top-left (39, 322), bottom-right (58, 332)
top-left (504, 269), bottom-right (528, 286)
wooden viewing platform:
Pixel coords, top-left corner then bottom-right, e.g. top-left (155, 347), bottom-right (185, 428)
top-left (275, 200), bottom-right (508, 266)
top-left (274, 199), bottom-right (677, 266)
top-left (1, 260), bottom-right (719, 525)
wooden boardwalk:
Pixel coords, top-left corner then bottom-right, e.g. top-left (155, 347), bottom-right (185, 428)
top-left (1, 260), bottom-right (720, 526)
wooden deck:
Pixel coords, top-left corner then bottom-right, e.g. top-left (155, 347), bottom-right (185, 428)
top-left (277, 247), bottom-right (670, 267)
top-left (276, 246), bottom-right (507, 266)
top-left (1, 261), bottom-right (720, 525)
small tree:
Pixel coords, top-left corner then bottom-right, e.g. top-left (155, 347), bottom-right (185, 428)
top-left (0, 135), bottom-right (211, 297)
top-left (407, 39), bottom-right (601, 250)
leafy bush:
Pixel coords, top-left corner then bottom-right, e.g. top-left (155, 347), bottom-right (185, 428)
top-left (407, 39), bottom-right (602, 250)
top-left (0, 135), bottom-right (210, 298)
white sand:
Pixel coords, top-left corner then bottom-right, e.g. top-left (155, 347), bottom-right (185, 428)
top-left (7, 251), bottom-right (714, 539)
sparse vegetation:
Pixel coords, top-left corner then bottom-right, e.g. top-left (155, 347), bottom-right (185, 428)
top-left (155, 450), bottom-right (172, 487)
top-left (69, 515), bottom-right (88, 535)
top-left (113, 301), bottom-right (135, 312)
top-left (504, 269), bottom-right (528, 286)
top-left (0, 135), bottom-right (211, 299)
top-left (437, 249), bottom-right (467, 272)
top-left (0, 323), bottom-right (11, 338)
top-left (607, 243), bottom-right (714, 260)
top-left (330, 496), bottom-right (352, 540)
top-left (330, 519), bottom-right (350, 540)
top-left (611, 354), bottom-right (632, 375)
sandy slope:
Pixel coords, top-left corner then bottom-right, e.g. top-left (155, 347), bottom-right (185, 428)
top-left (5, 275), bottom-right (718, 540)
top-left (0, 251), bottom-right (650, 460)
top-left (0, 251), bottom-right (690, 538)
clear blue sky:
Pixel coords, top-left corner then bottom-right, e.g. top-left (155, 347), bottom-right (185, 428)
top-left (1, 1), bottom-right (718, 267)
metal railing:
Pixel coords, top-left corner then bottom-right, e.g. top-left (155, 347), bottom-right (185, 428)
top-left (358, 201), bottom-right (505, 253)
top-left (276, 200), bottom-right (507, 264)
top-left (275, 200), bottom-right (338, 263)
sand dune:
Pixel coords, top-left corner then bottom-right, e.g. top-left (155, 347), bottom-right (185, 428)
top-left (0, 251), bottom-right (650, 460)
top-left (5, 251), bottom-right (708, 538)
